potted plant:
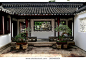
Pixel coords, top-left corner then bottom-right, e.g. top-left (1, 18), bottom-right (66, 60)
top-left (55, 25), bottom-right (72, 42)
top-left (14, 33), bottom-right (27, 44)
top-left (14, 33), bottom-right (28, 49)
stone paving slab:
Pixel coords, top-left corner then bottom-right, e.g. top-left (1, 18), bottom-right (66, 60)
top-left (0, 46), bottom-right (86, 57)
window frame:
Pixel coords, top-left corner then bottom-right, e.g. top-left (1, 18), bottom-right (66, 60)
top-left (34, 21), bottom-right (52, 31)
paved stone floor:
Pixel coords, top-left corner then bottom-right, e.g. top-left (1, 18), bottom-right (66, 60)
top-left (0, 46), bottom-right (86, 57)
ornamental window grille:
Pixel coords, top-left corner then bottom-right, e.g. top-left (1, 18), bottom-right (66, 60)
top-left (80, 19), bottom-right (86, 32)
top-left (34, 21), bottom-right (52, 31)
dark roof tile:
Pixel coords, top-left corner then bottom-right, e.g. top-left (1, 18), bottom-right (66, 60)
top-left (2, 2), bottom-right (83, 15)
top-left (76, 5), bottom-right (86, 13)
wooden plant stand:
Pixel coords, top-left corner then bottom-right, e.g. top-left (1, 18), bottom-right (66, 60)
top-left (16, 45), bottom-right (20, 49)
top-left (56, 44), bottom-right (62, 49)
top-left (22, 44), bottom-right (28, 49)
top-left (63, 44), bottom-right (67, 48)
top-left (16, 43), bottom-right (28, 49)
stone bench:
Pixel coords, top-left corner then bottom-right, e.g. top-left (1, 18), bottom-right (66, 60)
top-left (49, 37), bottom-right (58, 42)
top-left (28, 37), bottom-right (37, 42)
top-left (63, 37), bottom-right (73, 41)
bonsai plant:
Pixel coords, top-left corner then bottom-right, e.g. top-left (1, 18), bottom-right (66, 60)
top-left (55, 25), bottom-right (72, 41)
top-left (14, 33), bottom-right (27, 43)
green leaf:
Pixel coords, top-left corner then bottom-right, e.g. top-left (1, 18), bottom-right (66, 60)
top-left (55, 25), bottom-right (72, 36)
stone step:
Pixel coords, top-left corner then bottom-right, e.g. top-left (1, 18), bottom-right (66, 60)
top-left (11, 42), bottom-right (56, 47)
top-left (28, 42), bottom-right (56, 46)
top-left (34, 44), bottom-right (52, 46)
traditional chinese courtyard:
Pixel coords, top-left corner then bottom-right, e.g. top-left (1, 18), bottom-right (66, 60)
top-left (0, 45), bottom-right (86, 57)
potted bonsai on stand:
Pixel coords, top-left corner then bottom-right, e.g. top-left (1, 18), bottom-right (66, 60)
top-left (14, 33), bottom-right (27, 49)
top-left (55, 25), bottom-right (72, 49)
top-left (55, 25), bottom-right (72, 41)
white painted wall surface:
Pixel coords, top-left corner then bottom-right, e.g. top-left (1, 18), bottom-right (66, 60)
top-left (0, 33), bottom-right (11, 47)
top-left (74, 12), bottom-right (86, 51)
top-left (0, 15), bottom-right (11, 48)
top-left (31, 19), bottom-right (54, 39)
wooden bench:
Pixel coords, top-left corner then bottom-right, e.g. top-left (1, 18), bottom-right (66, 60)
top-left (49, 37), bottom-right (58, 42)
top-left (28, 37), bottom-right (37, 42)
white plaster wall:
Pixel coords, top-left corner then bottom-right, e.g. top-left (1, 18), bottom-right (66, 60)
top-left (0, 15), bottom-right (11, 48)
top-left (56, 22), bottom-right (58, 37)
top-left (74, 12), bottom-right (86, 51)
top-left (31, 19), bottom-right (54, 39)
top-left (0, 33), bottom-right (11, 47)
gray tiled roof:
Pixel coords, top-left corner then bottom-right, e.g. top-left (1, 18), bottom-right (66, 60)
top-left (2, 2), bottom-right (83, 15)
top-left (0, 6), bottom-right (12, 14)
top-left (76, 5), bottom-right (86, 13)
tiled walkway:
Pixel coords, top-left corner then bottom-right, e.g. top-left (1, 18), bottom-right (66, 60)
top-left (0, 46), bottom-right (86, 57)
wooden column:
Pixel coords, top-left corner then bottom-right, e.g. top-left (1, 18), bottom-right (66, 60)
top-left (54, 18), bottom-right (56, 37)
top-left (11, 17), bottom-right (12, 38)
top-left (73, 16), bottom-right (74, 40)
top-left (25, 17), bottom-right (28, 37)
top-left (28, 19), bottom-right (31, 37)
top-left (57, 17), bottom-right (60, 40)
top-left (29, 19), bottom-right (31, 37)
top-left (2, 16), bottom-right (4, 34)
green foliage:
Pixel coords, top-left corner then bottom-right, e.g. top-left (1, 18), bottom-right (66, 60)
top-left (49, 0), bottom-right (55, 2)
top-left (67, 0), bottom-right (70, 1)
top-left (55, 25), bottom-right (72, 35)
top-left (58, 35), bottom-right (65, 40)
top-left (26, 27), bottom-right (31, 32)
top-left (14, 33), bottom-right (26, 43)
top-left (58, 36), bottom-right (61, 40)
top-left (55, 25), bottom-right (72, 40)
